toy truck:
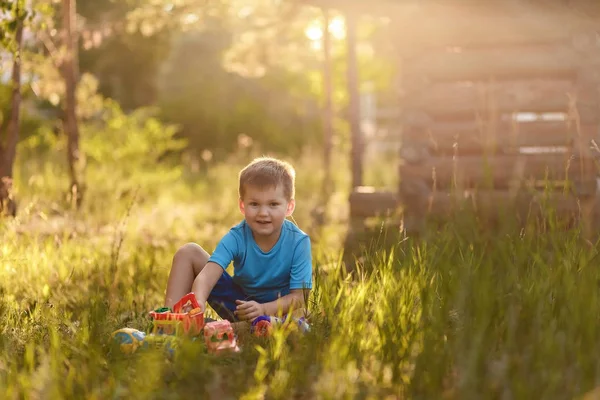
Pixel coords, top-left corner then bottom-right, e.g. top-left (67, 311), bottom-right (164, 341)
top-left (203, 320), bottom-right (240, 354)
top-left (148, 293), bottom-right (204, 336)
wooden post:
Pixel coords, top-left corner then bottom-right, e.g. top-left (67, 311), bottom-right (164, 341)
top-left (1, 14), bottom-right (23, 179)
top-left (321, 8), bottom-right (334, 200)
top-left (343, 10), bottom-right (365, 273)
top-left (0, 7), bottom-right (23, 217)
top-left (62, 0), bottom-right (85, 207)
top-left (345, 10), bottom-right (362, 189)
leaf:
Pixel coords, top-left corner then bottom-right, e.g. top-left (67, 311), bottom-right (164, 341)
top-left (7, 20), bottom-right (17, 33)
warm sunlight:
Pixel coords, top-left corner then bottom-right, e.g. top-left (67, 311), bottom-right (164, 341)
top-left (305, 24), bottom-right (322, 41)
top-left (328, 17), bottom-right (345, 39)
top-left (304, 15), bottom-right (346, 43)
top-left (6, 1), bottom-right (600, 397)
top-left (181, 13), bottom-right (199, 25)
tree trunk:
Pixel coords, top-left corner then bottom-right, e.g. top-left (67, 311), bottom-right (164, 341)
top-left (345, 11), bottom-right (362, 190)
top-left (62, 0), bottom-right (84, 208)
top-left (0, 15), bottom-right (23, 217)
top-left (321, 8), bottom-right (333, 201)
top-left (311, 8), bottom-right (335, 230)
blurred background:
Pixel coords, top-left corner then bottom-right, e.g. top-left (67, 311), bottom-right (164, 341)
top-left (0, 0), bottom-right (400, 248)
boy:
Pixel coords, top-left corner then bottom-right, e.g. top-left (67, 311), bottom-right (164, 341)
top-left (164, 156), bottom-right (313, 323)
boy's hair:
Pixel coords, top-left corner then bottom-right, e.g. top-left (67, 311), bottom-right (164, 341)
top-left (239, 157), bottom-right (296, 201)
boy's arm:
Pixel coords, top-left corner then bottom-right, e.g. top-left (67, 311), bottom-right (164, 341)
top-left (195, 229), bottom-right (238, 310)
top-left (192, 261), bottom-right (224, 310)
top-left (262, 289), bottom-right (308, 316)
top-left (235, 235), bottom-right (313, 321)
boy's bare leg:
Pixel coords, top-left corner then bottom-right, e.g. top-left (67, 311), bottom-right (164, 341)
top-left (164, 243), bottom-right (210, 309)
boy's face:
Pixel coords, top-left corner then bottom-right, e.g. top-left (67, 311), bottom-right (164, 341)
top-left (239, 184), bottom-right (295, 240)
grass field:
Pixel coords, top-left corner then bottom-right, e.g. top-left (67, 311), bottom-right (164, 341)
top-left (2, 148), bottom-right (600, 399)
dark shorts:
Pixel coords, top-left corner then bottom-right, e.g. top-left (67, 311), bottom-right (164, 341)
top-left (207, 272), bottom-right (254, 322)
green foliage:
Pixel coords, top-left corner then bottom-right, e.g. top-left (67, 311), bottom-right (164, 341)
top-left (76, 0), bottom-right (170, 110)
top-left (157, 28), bottom-right (322, 158)
top-left (0, 0), bottom-right (30, 51)
top-left (0, 84), bottom-right (44, 143)
top-left (15, 98), bottom-right (188, 221)
top-left (80, 100), bottom-right (188, 215)
top-left (77, 0), bottom-right (229, 111)
top-left (83, 100), bottom-right (186, 168)
top-left (78, 28), bottom-right (173, 111)
top-left (18, 99), bottom-right (186, 168)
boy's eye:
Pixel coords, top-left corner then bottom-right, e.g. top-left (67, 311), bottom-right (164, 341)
top-left (249, 202), bottom-right (258, 206)
top-left (270, 203), bottom-right (279, 207)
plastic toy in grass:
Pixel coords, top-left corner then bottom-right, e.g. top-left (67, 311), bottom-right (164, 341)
top-left (251, 315), bottom-right (311, 337)
top-left (111, 293), bottom-right (205, 355)
top-left (111, 328), bottom-right (147, 354)
top-left (148, 293), bottom-right (204, 336)
top-left (111, 328), bottom-right (179, 357)
top-left (142, 333), bottom-right (179, 356)
top-left (203, 320), bottom-right (240, 354)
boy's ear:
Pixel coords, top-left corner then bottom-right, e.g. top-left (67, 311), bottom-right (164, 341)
top-left (286, 199), bottom-right (295, 216)
top-left (238, 198), bottom-right (245, 215)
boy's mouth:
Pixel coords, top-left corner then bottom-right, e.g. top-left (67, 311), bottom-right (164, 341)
top-left (256, 220), bottom-right (271, 225)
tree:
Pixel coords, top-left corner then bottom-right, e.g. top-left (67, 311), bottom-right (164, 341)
top-left (30, 0), bottom-right (87, 207)
top-left (76, 0), bottom-right (229, 110)
top-left (0, 0), bottom-right (28, 216)
top-left (61, 0), bottom-right (85, 207)
top-left (76, 0), bottom-right (173, 110)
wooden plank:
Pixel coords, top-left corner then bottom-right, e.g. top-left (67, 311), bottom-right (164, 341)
top-left (397, 189), bottom-right (600, 238)
top-left (349, 187), bottom-right (397, 218)
top-left (403, 121), bottom-right (598, 155)
top-left (401, 44), bottom-right (581, 84)
top-left (422, 190), bottom-right (597, 218)
top-left (407, 79), bottom-right (576, 119)
top-left (346, 187), bottom-right (599, 232)
top-left (400, 154), bottom-right (597, 190)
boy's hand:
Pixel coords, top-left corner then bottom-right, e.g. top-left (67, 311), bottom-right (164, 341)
top-left (234, 300), bottom-right (265, 321)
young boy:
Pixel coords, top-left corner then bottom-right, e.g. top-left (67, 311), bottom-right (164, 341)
top-left (164, 156), bottom-right (313, 323)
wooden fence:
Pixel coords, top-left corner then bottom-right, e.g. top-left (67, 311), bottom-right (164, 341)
top-left (349, 3), bottom-right (600, 239)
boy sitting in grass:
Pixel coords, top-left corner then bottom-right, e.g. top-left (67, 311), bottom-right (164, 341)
top-left (163, 156), bottom-right (313, 328)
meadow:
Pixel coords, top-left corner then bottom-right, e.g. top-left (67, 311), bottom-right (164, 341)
top-left (1, 143), bottom-right (600, 400)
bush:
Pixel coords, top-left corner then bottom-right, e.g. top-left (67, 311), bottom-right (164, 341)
top-left (157, 30), bottom-right (322, 159)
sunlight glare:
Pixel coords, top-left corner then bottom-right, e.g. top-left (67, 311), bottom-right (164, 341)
top-left (305, 24), bottom-right (323, 41)
top-left (305, 16), bottom-right (346, 43)
top-left (311, 41), bottom-right (323, 51)
top-left (238, 6), bottom-right (253, 18)
top-left (329, 16), bottom-right (345, 40)
top-left (182, 13), bottom-right (199, 25)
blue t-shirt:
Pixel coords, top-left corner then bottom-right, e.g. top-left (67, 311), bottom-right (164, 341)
top-left (207, 219), bottom-right (313, 303)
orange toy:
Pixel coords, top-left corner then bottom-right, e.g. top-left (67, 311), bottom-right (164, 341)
top-left (148, 293), bottom-right (205, 336)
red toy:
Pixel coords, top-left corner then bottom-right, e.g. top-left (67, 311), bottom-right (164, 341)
top-left (203, 320), bottom-right (240, 354)
top-left (147, 293), bottom-right (241, 355)
top-left (148, 293), bottom-right (204, 336)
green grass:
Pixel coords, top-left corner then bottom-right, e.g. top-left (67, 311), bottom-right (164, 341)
top-left (2, 148), bottom-right (600, 399)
